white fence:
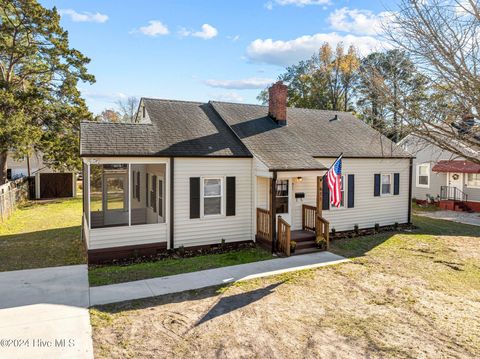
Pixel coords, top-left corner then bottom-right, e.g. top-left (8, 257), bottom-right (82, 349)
top-left (0, 178), bottom-right (28, 223)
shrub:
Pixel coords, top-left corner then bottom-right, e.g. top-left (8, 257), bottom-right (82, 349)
top-left (374, 223), bottom-right (380, 232)
top-left (354, 224), bottom-right (359, 235)
top-left (290, 241), bottom-right (297, 253)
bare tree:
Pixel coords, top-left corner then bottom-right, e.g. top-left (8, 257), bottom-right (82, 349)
top-left (381, 0), bottom-right (479, 163)
top-left (115, 96), bottom-right (139, 123)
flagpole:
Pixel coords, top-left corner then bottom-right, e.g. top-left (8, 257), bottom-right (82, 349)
top-left (328, 152), bottom-right (343, 170)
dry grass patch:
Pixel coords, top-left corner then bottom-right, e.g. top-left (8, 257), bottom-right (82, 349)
top-left (91, 216), bottom-right (480, 358)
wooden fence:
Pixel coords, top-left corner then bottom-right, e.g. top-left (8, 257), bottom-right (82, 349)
top-left (0, 178), bottom-right (28, 223)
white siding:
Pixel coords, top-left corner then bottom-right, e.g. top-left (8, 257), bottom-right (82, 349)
top-left (257, 177), bottom-right (269, 210)
top-left (89, 223), bottom-right (167, 250)
top-left (174, 158), bottom-right (253, 248)
top-left (289, 158), bottom-right (410, 231)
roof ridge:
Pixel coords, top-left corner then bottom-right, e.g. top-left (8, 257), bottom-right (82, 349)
top-left (142, 97), bottom-right (205, 105)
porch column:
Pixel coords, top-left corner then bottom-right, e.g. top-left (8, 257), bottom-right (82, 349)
top-left (316, 176), bottom-right (323, 218)
top-left (270, 172), bottom-right (277, 253)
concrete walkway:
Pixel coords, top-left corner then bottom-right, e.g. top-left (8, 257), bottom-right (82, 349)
top-left (0, 265), bottom-right (93, 359)
top-left (416, 210), bottom-right (480, 227)
top-left (90, 251), bottom-right (348, 306)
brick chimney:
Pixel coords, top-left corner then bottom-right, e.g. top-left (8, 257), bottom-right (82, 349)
top-left (268, 81), bottom-right (288, 126)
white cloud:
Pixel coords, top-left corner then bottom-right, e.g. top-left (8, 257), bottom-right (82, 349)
top-left (328, 7), bottom-right (393, 36)
top-left (210, 92), bottom-right (244, 102)
top-left (204, 77), bottom-right (274, 89)
top-left (246, 32), bottom-right (385, 66)
top-left (266, 0), bottom-right (330, 9)
top-left (136, 20), bottom-right (169, 36)
top-left (180, 24), bottom-right (218, 39)
top-left (59, 9), bottom-right (108, 23)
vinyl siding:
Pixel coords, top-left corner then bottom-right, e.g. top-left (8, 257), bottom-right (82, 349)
top-left (400, 135), bottom-right (457, 200)
top-left (88, 223), bottom-right (167, 250)
top-left (173, 158), bottom-right (253, 248)
top-left (289, 158), bottom-right (410, 231)
top-left (257, 177), bottom-right (269, 210)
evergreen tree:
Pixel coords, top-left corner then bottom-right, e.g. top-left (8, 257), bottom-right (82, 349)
top-left (0, 0), bottom-right (94, 184)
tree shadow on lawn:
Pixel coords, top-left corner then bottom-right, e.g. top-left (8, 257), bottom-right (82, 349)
top-left (330, 215), bottom-right (479, 259)
top-left (0, 226), bottom-right (86, 271)
top-left (93, 281), bottom-right (284, 327)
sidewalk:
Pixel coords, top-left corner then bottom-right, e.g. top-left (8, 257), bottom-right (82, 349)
top-left (0, 265), bottom-right (93, 359)
top-left (90, 251), bottom-right (348, 306)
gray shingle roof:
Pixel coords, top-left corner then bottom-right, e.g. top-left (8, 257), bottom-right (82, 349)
top-left (210, 102), bottom-right (411, 170)
top-left (80, 97), bottom-right (411, 170)
top-left (80, 99), bottom-right (251, 157)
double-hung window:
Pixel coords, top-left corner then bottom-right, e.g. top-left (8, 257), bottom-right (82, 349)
top-left (381, 174), bottom-right (392, 195)
top-left (417, 163), bottom-right (430, 188)
top-left (467, 173), bottom-right (480, 188)
top-left (275, 180), bottom-right (289, 214)
top-left (203, 178), bottom-right (223, 216)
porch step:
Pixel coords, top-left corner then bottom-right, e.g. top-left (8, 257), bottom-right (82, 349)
top-left (293, 247), bottom-right (322, 255)
top-left (296, 240), bottom-right (317, 250)
top-left (291, 230), bottom-right (316, 242)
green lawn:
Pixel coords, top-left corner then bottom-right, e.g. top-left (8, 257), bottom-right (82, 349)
top-left (0, 197), bottom-right (86, 271)
top-left (89, 247), bottom-right (273, 286)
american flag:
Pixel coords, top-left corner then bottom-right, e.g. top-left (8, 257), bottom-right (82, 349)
top-left (326, 155), bottom-right (343, 207)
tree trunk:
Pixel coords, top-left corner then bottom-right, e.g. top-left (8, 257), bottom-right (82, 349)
top-left (0, 151), bottom-right (8, 185)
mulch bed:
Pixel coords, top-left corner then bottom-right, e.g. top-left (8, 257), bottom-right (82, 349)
top-left (89, 241), bottom-right (258, 268)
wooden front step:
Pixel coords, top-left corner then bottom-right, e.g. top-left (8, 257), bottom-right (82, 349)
top-left (291, 230), bottom-right (315, 242)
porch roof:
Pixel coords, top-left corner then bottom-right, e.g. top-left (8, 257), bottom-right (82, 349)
top-left (432, 160), bottom-right (480, 173)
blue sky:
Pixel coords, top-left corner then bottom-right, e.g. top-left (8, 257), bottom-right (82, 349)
top-left (40, 0), bottom-right (392, 114)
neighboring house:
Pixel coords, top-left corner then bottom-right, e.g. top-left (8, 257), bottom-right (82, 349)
top-left (80, 82), bottom-right (412, 263)
top-left (6, 152), bottom-right (76, 199)
top-left (399, 134), bottom-right (480, 212)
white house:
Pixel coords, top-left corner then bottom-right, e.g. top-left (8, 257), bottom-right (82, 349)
top-left (80, 82), bottom-right (413, 263)
top-left (6, 151), bottom-right (76, 199)
top-left (400, 134), bottom-right (480, 212)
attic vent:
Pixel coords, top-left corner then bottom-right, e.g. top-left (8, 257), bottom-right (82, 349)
top-left (330, 115), bottom-right (338, 122)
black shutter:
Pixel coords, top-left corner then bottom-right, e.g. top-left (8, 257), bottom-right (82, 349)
top-left (152, 175), bottom-right (157, 212)
top-left (393, 173), bottom-right (400, 195)
top-left (322, 175), bottom-right (330, 210)
top-left (190, 177), bottom-right (200, 219)
top-left (136, 171), bottom-right (140, 200)
top-left (374, 174), bottom-right (381, 197)
top-left (145, 173), bottom-right (149, 207)
top-left (226, 176), bottom-right (236, 216)
top-left (347, 174), bottom-right (355, 208)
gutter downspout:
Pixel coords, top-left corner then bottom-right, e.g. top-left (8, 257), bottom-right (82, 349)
top-left (271, 171), bottom-right (277, 253)
top-left (170, 157), bottom-right (175, 249)
top-left (408, 158), bottom-right (413, 224)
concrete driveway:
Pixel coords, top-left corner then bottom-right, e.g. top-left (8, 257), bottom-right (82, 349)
top-left (0, 265), bottom-right (93, 359)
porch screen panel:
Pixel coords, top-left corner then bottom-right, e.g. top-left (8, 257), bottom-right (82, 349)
top-left (90, 164), bottom-right (129, 228)
top-left (131, 163), bottom-right (166, 225)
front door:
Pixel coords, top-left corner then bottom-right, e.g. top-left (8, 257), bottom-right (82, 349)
top-left (275, 179), bottom-right (292, 226)
top-left (448, 172), bottom-right (463, 192)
